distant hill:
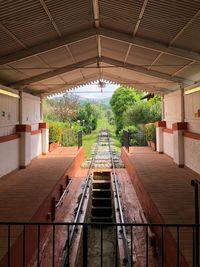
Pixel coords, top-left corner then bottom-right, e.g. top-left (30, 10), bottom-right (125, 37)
top-left (76, 96), bottom-right (111, 106)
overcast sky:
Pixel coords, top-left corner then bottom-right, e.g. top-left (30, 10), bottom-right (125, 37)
top-left (67, 82), bottom-right (119, 99)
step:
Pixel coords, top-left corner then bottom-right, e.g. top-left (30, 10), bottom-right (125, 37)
top-left (93, 181), bottom-right (111, 189)
top-left (92, 207), bottom-right (112, 217)
top-left (91, 216), bottom-right (113, 223)
top-left (93, 172), bottom-right (111, 180)
top-left (92, 189), bottom-right (111, 198)
top-left (92, 198), bottom-right (112, 207)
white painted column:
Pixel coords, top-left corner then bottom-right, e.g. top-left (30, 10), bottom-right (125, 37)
top-left (172, 122), bottom-right (187, 167)
top-left (16, 125), bottom-right (31, 168)
top-left (155, 121), bottom-right (166, 153)
top-left (39, 123), bottom-right (49, 154)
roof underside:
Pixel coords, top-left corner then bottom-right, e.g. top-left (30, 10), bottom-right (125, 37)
top-left (0, 0), bottom-right (200, 96)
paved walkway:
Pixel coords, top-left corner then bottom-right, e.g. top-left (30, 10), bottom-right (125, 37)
top-left (126, 147), bottom-right (200, 267)
top-left (0, 147), bottom-right (79, 263)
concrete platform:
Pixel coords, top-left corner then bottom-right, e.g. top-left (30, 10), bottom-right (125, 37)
top-left (122, 146), bottom-right (200, 267)
top-left (0, 146), bottom-right (84, 266)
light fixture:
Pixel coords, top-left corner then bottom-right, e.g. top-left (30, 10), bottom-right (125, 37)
top-left (184, 86), bottom-right (200, 95)
top-left (0, 89), bottom-right (20, 98)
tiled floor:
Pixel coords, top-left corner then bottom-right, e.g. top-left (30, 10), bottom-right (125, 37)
top-left (0, 147), bottom-right (79, 262)
top-left (126, 147), bottom-right (200, 266)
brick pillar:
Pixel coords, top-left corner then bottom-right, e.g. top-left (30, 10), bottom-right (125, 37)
top-left (39, 123), bottom-right (49, 154)
top-left (172, 122), bottom-right (187, 167)
top-left (16, 124), bottom-right (31, 168)
top-left (155, 121), bottom-right (166, 153)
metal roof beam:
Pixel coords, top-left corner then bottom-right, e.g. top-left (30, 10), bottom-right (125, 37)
top-left (1, 27), bottom-right (200, 66)
top-left (92, 0), bottom-right (100, 28)
top-left (0, 28), bottom-right (96, 65)
top-left (10, 57), bottom-right (97, 87)
top-left (99, 27), bottom-right (200, 62)
top-left (101, 56), bottom-right (189, 84)
top-left (133, 0), bottom-right (149, 36)
top-left (43, 73), bottom-right (100, 96)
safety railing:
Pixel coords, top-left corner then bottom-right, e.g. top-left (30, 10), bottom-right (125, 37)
top-left (0, 221), bottom-right (199, 267)
top-left (123, 130), bottom-right (130, 152)
top-left (78, 130), bottom-right (82, 149)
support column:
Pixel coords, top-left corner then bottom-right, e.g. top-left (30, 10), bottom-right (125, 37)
top-left (39, 122), bottom-right (49, 154)
top-left (155, 121), bottom-right (166, 153)
top-left (16, 124), bottom-right (31, 168)
top-left (172, 122), bottom-right (187, 167)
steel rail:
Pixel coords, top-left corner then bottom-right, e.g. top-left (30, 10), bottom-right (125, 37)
top-left (61, 132), bottom-right (100, 266)
top-left (107, 130), bottom-right (132, 267)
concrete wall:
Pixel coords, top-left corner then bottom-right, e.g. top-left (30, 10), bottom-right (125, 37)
top-left (0, 138), bottom-right (20, 177)
top-left (161, 89), bottom-right (200, 174)
top-left (184, 91), bottom-right (200, 133)
top-left (31, 133), bottom-right (42, 159)
top-left (0, 91), bottom-right (44, 177)
top-left (164, 90), bottom-right (182, 128)
top-left (22, 93), bottom-right (41, 126)
top-left (163, 132), bottom-right (174, 158)
top-left (184, 137), bottom-right (200, 174)
top-left (0, 92), bottom-right (19, 137)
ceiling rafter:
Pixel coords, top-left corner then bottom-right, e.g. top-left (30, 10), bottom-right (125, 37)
top-left (101, 56), bottom-right (189, 84)
top-left (102, 72), bottom-right (170, 93)
top-left (99, 28), bottom-right (200, 62)
top-left (133, 0), bottom-right (149, 36)
top-left (43, 73), bottom-right (100, 96)
top-left (0, 28), bottom-right (96, 65)
top-left (169, 9), bottom-right (200, 46)
top-left (147, 53), bottom-right (163, 70)
top-left (171, 61), bottom-right (195, 77)
top-left (9, 55), bottom-right (190, 89)
top-left (10, 57), bottom-right (97, 87)
top-left (1, 27), bottom-right (200, 66)
top-left (39, 0), bottom-right (62, 38)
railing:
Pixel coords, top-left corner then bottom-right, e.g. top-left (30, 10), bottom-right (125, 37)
top-left (123, 130), bottom-right (130, 152)
top-left (191, 179), bottom-right (200, 267)
top-left (78, 130), bottom-right (82, 149)
top-left (0, 221), bottom-right (199, 267)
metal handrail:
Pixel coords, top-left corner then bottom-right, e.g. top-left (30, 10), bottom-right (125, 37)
top-left (56, 180), bottom-right (72, 208)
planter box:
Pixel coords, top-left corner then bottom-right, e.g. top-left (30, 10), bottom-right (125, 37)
top-left (49, 142), bottom-right (59, 152)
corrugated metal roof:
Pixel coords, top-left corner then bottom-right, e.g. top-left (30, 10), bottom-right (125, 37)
top-left (0, 0), bottom-right (199, 95)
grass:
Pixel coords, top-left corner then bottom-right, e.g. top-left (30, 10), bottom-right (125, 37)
top-left (82, 118), bottom-right (121, 159)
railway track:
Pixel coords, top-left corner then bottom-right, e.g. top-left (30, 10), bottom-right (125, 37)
top-left (62, 130), bottom-right (132, 267)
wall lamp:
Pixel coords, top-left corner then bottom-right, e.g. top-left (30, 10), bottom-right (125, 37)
top-left (184, 86), bottom-right (200, 95)
top-left (0, 89), bottom-right (20, 98)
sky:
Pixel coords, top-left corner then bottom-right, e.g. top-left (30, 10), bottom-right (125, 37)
top-left (67, 82), bottom-right (119, 99)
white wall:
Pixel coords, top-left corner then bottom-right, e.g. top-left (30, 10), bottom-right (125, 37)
top-left (184, 137), bottom-right (200, 174)
top-left (31, 133), bottom-right (42, 159)
top-left (184, 91), bottom-right (200, 134)
top-left (164, 90), bottom-right (182, 128)
top-left (22, 93), bottom-right (41, 126)
top-left (0, 93), bottom-right (19, 137)
top-left (163, 132), bottom-right (174, 158)
top-left (0, 139), bottom-right (20, 177)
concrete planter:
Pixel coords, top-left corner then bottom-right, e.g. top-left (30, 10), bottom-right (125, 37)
top-left (49, 142), bottom-right (59, 152)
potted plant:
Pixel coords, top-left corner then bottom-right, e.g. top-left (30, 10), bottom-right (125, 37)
top-left (49, 123), bottom-right (62, 152)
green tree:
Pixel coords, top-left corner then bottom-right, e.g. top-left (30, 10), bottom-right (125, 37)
top-left (110, 86), bottom-right (143, 133)
top-left (77, 103), bottom-right (98, 134)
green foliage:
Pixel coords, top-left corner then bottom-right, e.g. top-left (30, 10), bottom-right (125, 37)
top-left (124, 99), bottom-right (161, 125)
top-left (145, 123), bottom-right (156, 143)
top-left (49, 122), bottom-right (62, 143)
top-left (110, 86), bottom-right (144, 133)
top-left (119, 125), bottom-right (146, 146)
top-left (77, 103), bottom-right (98, 134)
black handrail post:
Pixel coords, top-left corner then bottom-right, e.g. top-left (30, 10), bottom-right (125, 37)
top-left (78, 131), bottom-right (82, 149)
top-left (123, 130), bottom-right (130, 152)
top-left (83, 224), bottom-right (88, 267)
top-left (191, 179), bottom-right (199, 267)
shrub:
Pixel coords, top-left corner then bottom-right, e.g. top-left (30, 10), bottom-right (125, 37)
top-left (49, 122), bottom-right (62, 143)
top-left (119, 125), bottom-right (146, 146)
top-left (145, 123), bottom-right (156, 143)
